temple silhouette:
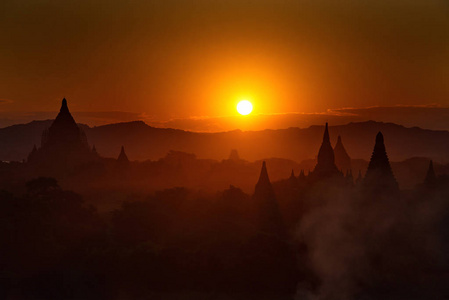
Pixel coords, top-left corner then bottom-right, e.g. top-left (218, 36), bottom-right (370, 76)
top-left (27, 98), bottom-right (97, 173)
top-left (363, 131), bottom-right (399, 197)
top-left (2, 98), bottom-right (448, 299)
top-left (22, 99), bottom-right (430, 201)
top-left (252, 161), bottom-right (285, 237)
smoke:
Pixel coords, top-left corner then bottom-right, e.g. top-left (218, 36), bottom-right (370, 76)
top-left (295, 185), bottom-right (449, 300)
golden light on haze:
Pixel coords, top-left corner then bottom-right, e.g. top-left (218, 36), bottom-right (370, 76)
top-left (0, 0), bottom-right (448, 131)
top-left (237, 100), bottom-right (253, 115)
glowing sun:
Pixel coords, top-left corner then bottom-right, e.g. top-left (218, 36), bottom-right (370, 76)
top-left (237, 100), bottom-right (253, 115)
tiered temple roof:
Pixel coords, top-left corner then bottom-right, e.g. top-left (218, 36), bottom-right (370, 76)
top-left (363, 132), bottom-right (399, 195)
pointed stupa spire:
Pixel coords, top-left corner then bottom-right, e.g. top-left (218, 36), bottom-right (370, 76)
top-left (257, 161), bottom-right (271, 187)
top-left (334, 135), bottom-right (351, 172)
top-left (44, 98), bottom-right (81, 149)
top-left (253, 161), bottom-right (285, 237)
top-left (55, 98), bottom-right (74, 122)
top-left (289, 169), bottom-right (295, 179)
top-left (424, 160), bottom-right (437, 187)
top-left (364, 132), bottom-right (398, 195)
top-left (323, 122), bottom-right (330, 142)
top-left (32, 98), bottom-right (95, 171)
top-left (311, 123), bottom-right (340, 180)
top-left (60, 98), bottom-right (69, 113)
top-left (366, 132), bottom-right (392, 174)
top-left (117, 146), bottom-right (129, 163)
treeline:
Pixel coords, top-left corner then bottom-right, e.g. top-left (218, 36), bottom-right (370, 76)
top-left (0, 179), bottom-right (299, 299)
top-left (1, 176), bottom-right (449, 299)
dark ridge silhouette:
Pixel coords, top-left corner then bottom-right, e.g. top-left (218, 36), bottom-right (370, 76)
top-left (252, 161), bottom-right (285, 237)
top-left (1, 109), bottom-right (449, 299)
top-left (334, 135), bottom-right (351, 173)
top-left (4, 119), bottom-right (449, 163)
top-left (363, 132), bottom-right (399, 196)
top-left (424, 160), bottom-right (437, 187)
top-left (310, 123), bottom-right (342, 181)
top-left (228, 149), bottom-right (240, 161)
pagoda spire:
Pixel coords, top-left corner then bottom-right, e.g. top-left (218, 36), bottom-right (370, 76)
top-left (43, 98), bottom-right (84, 150)
top-left (30, 98), bottom-right (95, 172)
top-left (256, 161), bottom-right (270, 187)
top-left (363, 132), bottom-right (398, 195)
top-left (288, 169), bottom-right (297, 187)
top-left (289, 169), bottom-right (295, 179)
top-left (253, 161), bottom-right (284, 237)
top-left (60, 98), bottom-right (69, 113)
top-left (117, 146), bottom-right (129, 163)
top-left (311, 123), bottom-right (340, 180)
top-left (366, 132), bottom-right (392, 174)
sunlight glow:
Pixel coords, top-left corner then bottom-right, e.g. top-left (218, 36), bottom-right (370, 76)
top-left (237, 100), bottom-right (253, 115)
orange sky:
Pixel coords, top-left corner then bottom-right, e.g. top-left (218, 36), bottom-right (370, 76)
top-left (0, 0), bottom-right (448, 130)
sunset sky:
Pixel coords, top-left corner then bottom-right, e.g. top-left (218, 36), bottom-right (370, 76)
top-left (1, 0), bottom-right (448, 131)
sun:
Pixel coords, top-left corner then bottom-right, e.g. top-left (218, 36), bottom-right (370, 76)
top-left (237, 100), bottom-right (253, 115)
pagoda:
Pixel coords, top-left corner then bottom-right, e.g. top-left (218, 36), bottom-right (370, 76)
top-left (28, 98), bottom-right (96, 171)
top-left (363, 132), bottom-right (399, 196)
top-left (310, 123), bottom-right (342, 181)
top-left (252, 161), bottom-right (285, 237)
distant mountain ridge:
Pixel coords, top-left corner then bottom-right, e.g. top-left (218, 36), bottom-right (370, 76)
top-left (1, 120), bottom-right (449, 163)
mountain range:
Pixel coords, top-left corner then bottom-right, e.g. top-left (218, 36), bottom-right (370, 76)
top-left (1, 120), bottom-right (449, 164)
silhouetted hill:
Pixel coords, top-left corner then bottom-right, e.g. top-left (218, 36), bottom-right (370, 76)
top-left (1, 120), bottom-right (449, 163)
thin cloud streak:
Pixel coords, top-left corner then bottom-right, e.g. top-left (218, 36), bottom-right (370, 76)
top-left (148, 104), bottom-right (449, 132)
top-left (0, 104), bottom-right (448, 132)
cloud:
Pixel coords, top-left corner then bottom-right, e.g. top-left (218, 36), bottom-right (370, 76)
top-left (328, 105), bottom-right (449, 130)
top-left (71, 111), bottom-right (148, 126)
top-left (1, 105), bottom-right (449, 132)
top-left (0, 99), bottom-right (13, 104)
top-left (147, 105), bottom-right (449, 132)
top-left (0, 111), bottom-right (147, 129)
